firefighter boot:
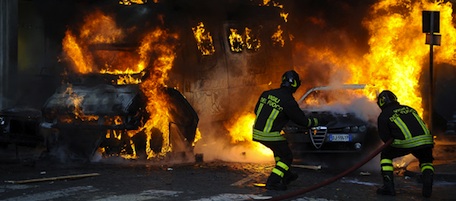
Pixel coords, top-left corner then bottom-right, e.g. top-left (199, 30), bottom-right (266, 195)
top-left (422, 169), bottom-right (433, 198)
top-left (376, 171), bottom-right (396, 196)
top-left (265, 173), bottom-right (287, 191)
top-left (283, 171), bottom-right (298, 185)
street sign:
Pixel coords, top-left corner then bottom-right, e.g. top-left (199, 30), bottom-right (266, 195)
top-left (422, 11), bottom-right (440, 33)
top-left (425, 33), bottom-right (441, 46)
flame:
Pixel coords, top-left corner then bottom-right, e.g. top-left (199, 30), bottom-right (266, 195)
top-left (62, 30), bottom-right (94, 74)
top-left (244, 27), bottom-right (261, 51)
top-left (271, 25), bottom-right (285, 47)
top-left (228, 27), bottom-right (261, 52)
top-left (192, 22), bottom-right (215, 56)
top-left (297, 0), bottom-right (456, 119)
top-left (229, 28), bottom-right (243, 52)
top-left (260, 0), bottom-right (287, 22)
top-left (192, 128), bottom-right (202, 147)
top-left (280, 12), bottom-right (289, 23)
top-left (225, 113), bottom-right (273, 157)
top-left (63, 10), bottom-right (147, 78)
top-left (119, 0), bottom-right (147, 6)
top-left (63, 84), bottom-right (99, 121)
top-left (62, 10), bottom-right (180, 159)
top-left (138, 28), bottom-right (179, 159)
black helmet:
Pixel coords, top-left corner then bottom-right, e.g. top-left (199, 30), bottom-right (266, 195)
top-left (377, 90), bottom-right (398, 109)
top-left (281, 70), bottom-right (301, 92)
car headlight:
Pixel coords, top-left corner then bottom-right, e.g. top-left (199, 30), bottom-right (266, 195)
top-left (343, 126), bottom-right (350, 133)
top-left (350, 126), bottom-right (359, 132)
top-left (343, 125), bottom-right (366, 133)
top-left (358, 125), bottom-right (367, 132)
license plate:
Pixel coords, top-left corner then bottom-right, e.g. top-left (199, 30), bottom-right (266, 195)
top-left (329, 134), bottom-right (351, 142)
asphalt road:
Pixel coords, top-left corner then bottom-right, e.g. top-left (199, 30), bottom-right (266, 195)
top-left (1, 141), bottom-right (455, 201)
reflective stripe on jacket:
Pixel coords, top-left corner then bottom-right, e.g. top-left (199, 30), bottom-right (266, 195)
top-left (253, 129), bottom-right (286, 141)
top-left (252, 87), bottom-right (317, 142)
top-left (377, 102), bottom-right (434, 149)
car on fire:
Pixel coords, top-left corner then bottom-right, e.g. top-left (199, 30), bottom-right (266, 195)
top-left (283, 84), bottom-right (382, 161)
top-left (39, 73), bottom-right (199, 162)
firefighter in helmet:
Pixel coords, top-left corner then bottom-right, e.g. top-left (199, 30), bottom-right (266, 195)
top-left (252, 70), bottom-right (327, 190)
top-left (376, 90), bottom-right (434, 197)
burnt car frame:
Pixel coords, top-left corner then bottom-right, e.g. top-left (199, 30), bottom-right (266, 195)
top-left (39, 73), bottom-right (199, 162)
top-left (283, 84), bottom-right (382, 159)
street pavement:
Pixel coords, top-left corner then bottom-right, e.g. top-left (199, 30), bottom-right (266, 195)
top-left (0, 141), bottom-right (455, 201)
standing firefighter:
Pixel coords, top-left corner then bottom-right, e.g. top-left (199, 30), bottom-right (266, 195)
top-left (252, 70), bottom-right (326, 190)
top-left (376, 90), bottom-right (434, 197)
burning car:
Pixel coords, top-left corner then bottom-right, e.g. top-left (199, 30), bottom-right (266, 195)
top-left (40, 73), bottom-right (199, 162)
top-left (283, 84), bottom-right (382, 158)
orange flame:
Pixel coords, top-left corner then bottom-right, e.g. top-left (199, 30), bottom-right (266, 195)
top-left (228, 27), bottom-right (261, 52)
top-left (63, 10), bottom-right (148, 77)
top-left (63, 84), bottom-right (99, 121)
top-left (244, 27), bottom-right (261, 51)
top-left (229, 28), bottom-right (243, 52)
top-left (192, 22), bottom-right (215, 56)
top-left (225, 113), bottom-right (273, 157)
top-left (119, 0), bottom-right (147, 6)
top-left (62, 10), bottom-right (179, 159)
top-left (224, 0), bottom-right (456, 159)
top-left (296, 0), bottom-right (456, 119)
top-left (271, 25), bottom-right (285, 47)
top-left (139, 28), bottom-right (178, 159)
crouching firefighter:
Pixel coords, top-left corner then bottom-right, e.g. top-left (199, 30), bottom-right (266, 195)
top-left (252, 70), bottom-right (328, 190)
top-left (376, 90), bottom-right (434, 197)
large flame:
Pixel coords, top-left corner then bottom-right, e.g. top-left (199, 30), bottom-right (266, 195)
top-left (224, 0), bottom-right (456, 161)
top-left (225, 112), bottom-right (273, 157)
top-left (62, 10), bottom-right (179, 159)
top-left (295, 0), bottom-right (456, 119)
top-left (63, 10), bottom-right (151, 76)
top-left (137, 28), bottom-right (179, 159)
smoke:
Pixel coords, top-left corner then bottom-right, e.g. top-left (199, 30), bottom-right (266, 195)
top-left (341, 96), bottom-right (381, 123)
top-left (193, 124), bottom-right (273, 163)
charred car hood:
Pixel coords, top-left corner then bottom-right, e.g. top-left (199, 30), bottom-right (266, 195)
top-left (304, 110), bottom-right (368, 128)
top-left (41, 83), bottom-right (148, 130)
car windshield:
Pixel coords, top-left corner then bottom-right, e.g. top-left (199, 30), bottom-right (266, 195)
top-left (301, 89), bottom-right (366, 109)
top-left (297, 84), bottom-right (380, 122)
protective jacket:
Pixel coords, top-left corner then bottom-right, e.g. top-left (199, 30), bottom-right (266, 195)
top-left (253, 87), bottom-right (318, 142)
top-left (377, 102), bottom-right (433, 149)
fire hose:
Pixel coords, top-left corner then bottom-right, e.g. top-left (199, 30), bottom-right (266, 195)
top-left (267, 138), bottom-right (393, 201)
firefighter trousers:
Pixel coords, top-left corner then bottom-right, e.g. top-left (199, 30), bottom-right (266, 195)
top-left (256, 140), bottom-right (293, 182)
top-left (380, 145), bottom-right (434, 172)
